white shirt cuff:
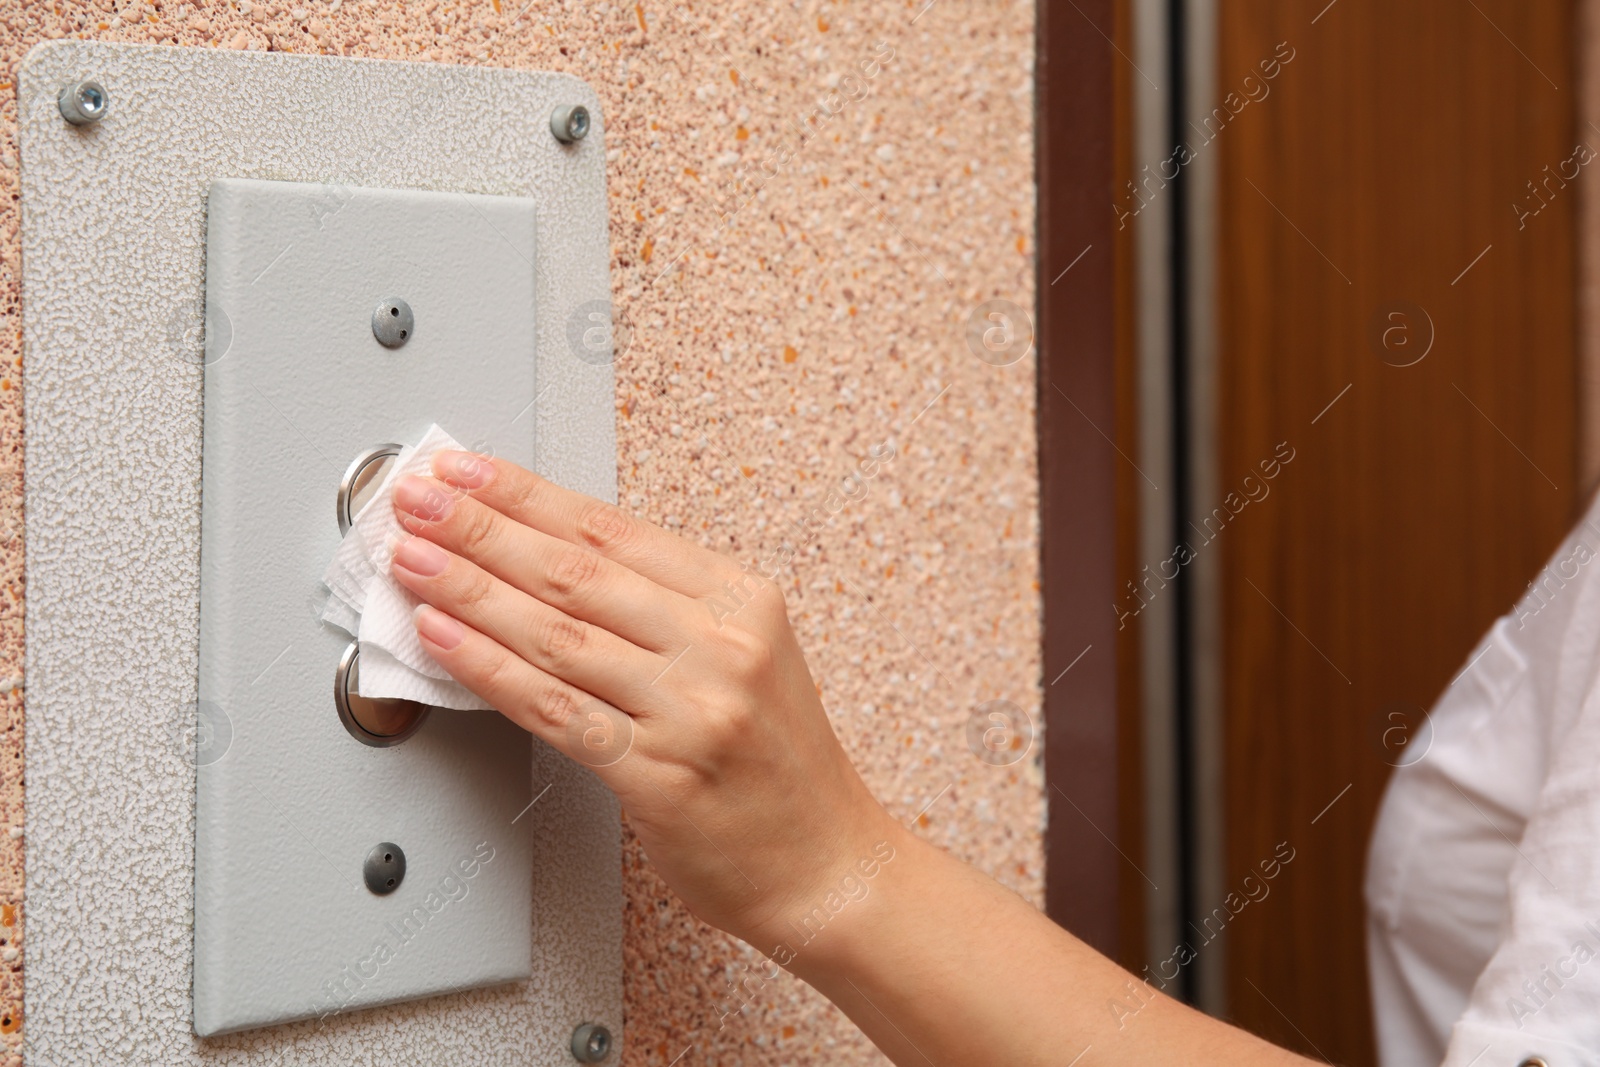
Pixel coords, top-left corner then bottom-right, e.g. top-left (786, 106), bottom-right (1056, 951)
top-left (1446, 1021), bottom-right (1600, 1067)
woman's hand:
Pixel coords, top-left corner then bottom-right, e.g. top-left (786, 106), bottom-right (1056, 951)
top-left (387, 451), bottom-right (1320, 1067)
top-left (386, 450), bottom-right (898, 951)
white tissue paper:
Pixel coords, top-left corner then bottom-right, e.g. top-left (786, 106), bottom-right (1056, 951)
top-left (320, 423), bottom-right (492, 711)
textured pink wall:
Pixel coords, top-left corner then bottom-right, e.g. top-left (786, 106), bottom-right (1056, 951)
top-left (0, 1), bottom-right (1038, 1062)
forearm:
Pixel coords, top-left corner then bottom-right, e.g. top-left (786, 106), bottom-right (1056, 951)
top-left (779, 820), bottom-right (1315, 1067)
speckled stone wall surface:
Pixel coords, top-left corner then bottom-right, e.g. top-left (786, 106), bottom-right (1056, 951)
top-left (0, 2), bottom-right (1038, 1065)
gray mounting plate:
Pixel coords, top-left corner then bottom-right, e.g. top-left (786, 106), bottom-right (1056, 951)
top-left (195, 177), bottom-right (537, 1035)
top-left (19, 40), bottom-right (620, 1063)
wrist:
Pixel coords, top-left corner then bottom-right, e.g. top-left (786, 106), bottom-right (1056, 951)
top-left (733, 803), bottom-right (917, 970)
top-left (760, 817), bottom-right (930, 980)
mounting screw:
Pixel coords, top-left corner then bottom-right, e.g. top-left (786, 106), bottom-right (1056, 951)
top-left (570, 1023), bottom-right (612, 1062)
top-left (362, 842), bottom-right (406, 895)
top-left (58, 79), bottom-right (108, 126)
top-left (371, 297), bottom-right (414, 349)
top-left (550, 104), bottom-right (590, 144)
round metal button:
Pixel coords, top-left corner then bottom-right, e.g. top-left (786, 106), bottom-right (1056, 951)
top-left (337, 442), bottom-right (403, 535)
top-left (334, 640), bottom-right (431, 747)
top-left (1518, 1059), bottom-right (1550, 1067)
top-left (371, 297), bottom-right (414, 348)
top-left (363, 842), bottom-right (406, 895)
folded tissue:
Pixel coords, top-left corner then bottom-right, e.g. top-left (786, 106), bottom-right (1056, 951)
top-left (321, 423), bottom-right (492, 711)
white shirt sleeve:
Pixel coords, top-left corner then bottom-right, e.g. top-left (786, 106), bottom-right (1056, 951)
top-left (1367, 505), bottom-right (1600, 1067)
top-left (1440, 547), bottom-right (1600, 1065)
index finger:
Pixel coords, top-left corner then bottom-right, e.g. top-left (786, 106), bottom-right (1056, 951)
top-left (432, 450), bottom-right (741, 599)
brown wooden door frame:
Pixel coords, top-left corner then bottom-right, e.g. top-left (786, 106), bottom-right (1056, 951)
top-left (1037, 0), bottom-right (1131, 958)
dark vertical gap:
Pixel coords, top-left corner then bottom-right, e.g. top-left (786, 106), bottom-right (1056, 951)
top-left (1165, 0), bottom-right (1199, 1007)
top-left (1036, 0), bottom-right (1121, 953)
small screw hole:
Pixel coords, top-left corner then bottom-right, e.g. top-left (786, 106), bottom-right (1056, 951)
top-left (386, 878), bottom-right (396, 887)
top-left (390, 307), bottom-right (400, 316)
top-left (399, 330), bottom-right (407, 338)
top-left (384, 853), bottom-right (393, 862)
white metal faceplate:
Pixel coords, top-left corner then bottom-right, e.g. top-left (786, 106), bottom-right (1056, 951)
top-left (19, 41), bottom-right (621, 1063)
top-left (193, 178), bottom-right (537, 1035)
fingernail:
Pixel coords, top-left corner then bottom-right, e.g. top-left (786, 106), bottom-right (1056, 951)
top-left (413, 604), bottom-right (465, 650)
top-left (393, 474), bottom-right (454, 522)
top-left (392, 536), bottom-right (449, 577)
top-left (437, 450), bottom-right (496, 489)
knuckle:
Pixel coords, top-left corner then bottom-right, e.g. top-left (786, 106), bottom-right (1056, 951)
top-left (453, 565), bottom-right (497, 609)
top-left (533, 613), bottom-right (588, 662)
top-left (545, 546), bottom-right (603, 599)
top-left (699, 706), bottom-right (747, 755)
top-left (534, 684), bottom-right (580, 732)
top-left (750, 580), bottom-right (789, 625)
top-left (504, 470), bottom-right (548, 514)
top-left (575, 500), bottom-right (634, 553)
top-left (455, 498), bottom-right (499, 551)
top-left (721, 625), bottom-right (775, 682)
top-left (715, 570), bottom-right (787, 624)
top-left (475, 649), bottom-right (512, 695)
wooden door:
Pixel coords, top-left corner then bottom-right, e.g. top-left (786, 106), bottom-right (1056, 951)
top-left (1212, 0), bottom-right (1578, 1061)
